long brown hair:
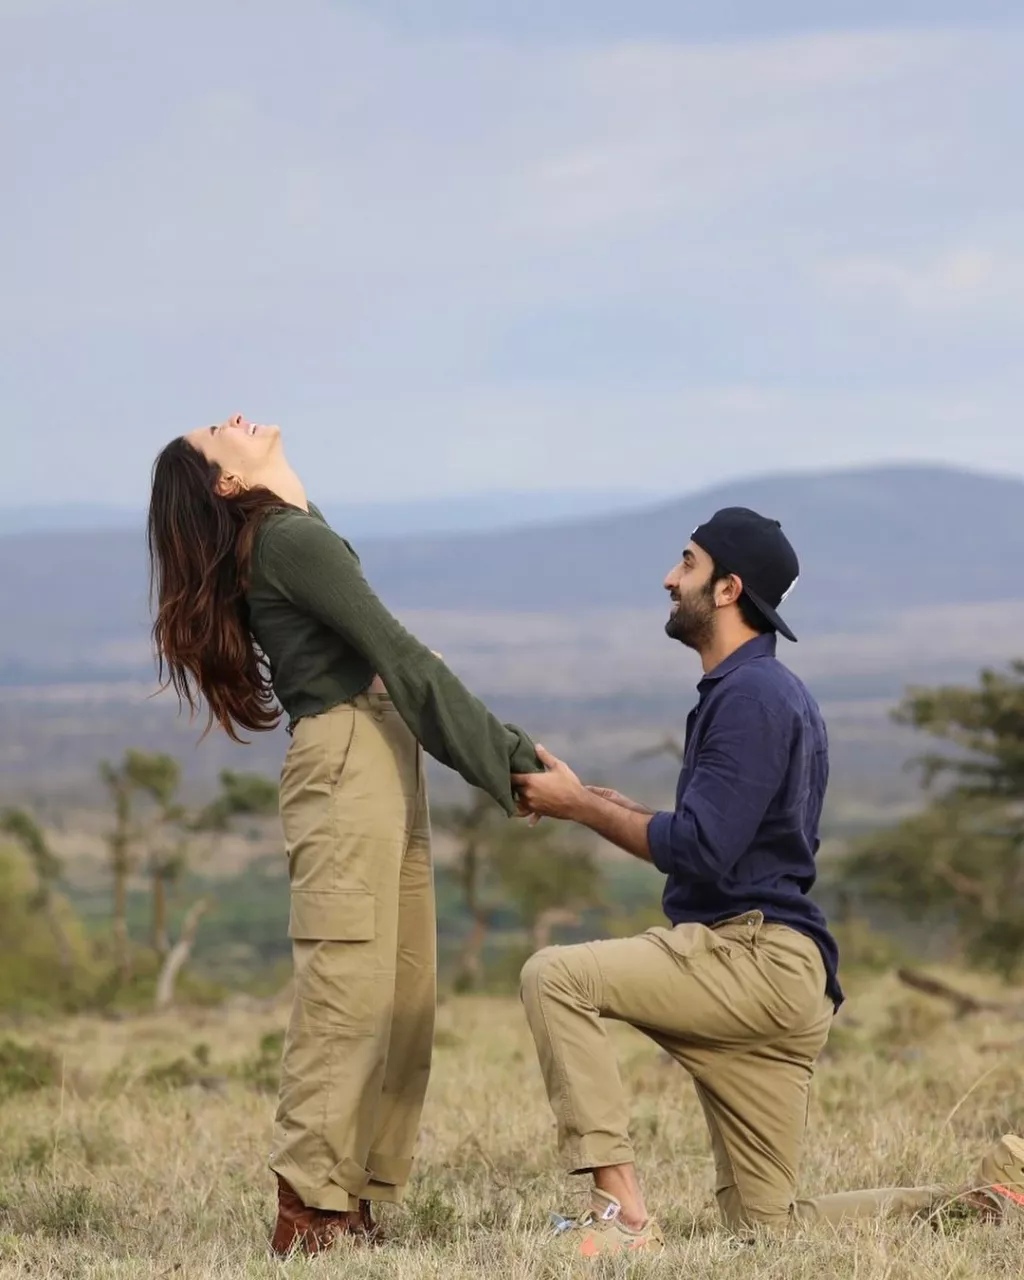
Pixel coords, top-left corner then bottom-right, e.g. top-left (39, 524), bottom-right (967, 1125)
top-left (147, 437), bottom-right (286, 742)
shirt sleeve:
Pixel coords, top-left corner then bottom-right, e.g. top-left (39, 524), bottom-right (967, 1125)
top-left (646, 693), bottom-right (793, 880)
top-left (257, 512), bottom-right (543, 814)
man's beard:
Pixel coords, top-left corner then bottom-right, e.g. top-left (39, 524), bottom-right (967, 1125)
top-left (664, 581), bottom-right (716, 650)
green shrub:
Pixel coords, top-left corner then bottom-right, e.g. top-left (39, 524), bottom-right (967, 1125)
top-left (233, 1030), bottom-right (285, 1093)
top-left (34, 1184), bottom-right (114, 1239)
top-left (0, 1040), bottom-right (59, 1099)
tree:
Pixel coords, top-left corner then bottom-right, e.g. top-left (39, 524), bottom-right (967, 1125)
top-left (894, 661), bottom-right (1024, 799)
top-left (435, 788), bottom-right (607, 988)
top-left (433, 790), bottom-right (504, 991)
top-left (0, 839), bottom-right (95, 1012)
top-left (194, 769), bottom-right (279, 832)
top-left (122, 750), bottom-right (184, 956)
top-left (842, 660), bottom-right (1024, 976)
top-left (99, 751), bottom-right (281, 999)
top-left (630, 735), bottom-right (685, 766)
top-left (154, 899), bottom-right (210, 1011)
top-left (0, 808), bottom-right (73, 984)
top-left (490, 820), bottom-right (604, 952)
top-left (152, 769), bottom-right (279, 1011)
top-left (99, 756), bottom-right (136, 983)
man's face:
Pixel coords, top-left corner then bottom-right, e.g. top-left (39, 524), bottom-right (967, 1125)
top-left (663, 541), bottom-right (720, 649)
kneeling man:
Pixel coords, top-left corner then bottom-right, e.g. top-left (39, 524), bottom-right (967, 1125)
top-left (514, 507), bottom-right (1023, 1257)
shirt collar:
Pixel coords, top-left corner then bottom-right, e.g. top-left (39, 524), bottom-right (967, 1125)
top-left (698, 633), bottom-right (778, 692)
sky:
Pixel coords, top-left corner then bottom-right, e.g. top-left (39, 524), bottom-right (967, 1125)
top-left (1, 0), bottom-right (1022, 506)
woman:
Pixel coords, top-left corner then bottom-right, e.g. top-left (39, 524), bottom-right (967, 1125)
top-left (147, 413), bottom-right (542, 1256)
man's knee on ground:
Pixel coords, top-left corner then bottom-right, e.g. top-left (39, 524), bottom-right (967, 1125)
top-left (717, 1193), bottom-right (793, 1236)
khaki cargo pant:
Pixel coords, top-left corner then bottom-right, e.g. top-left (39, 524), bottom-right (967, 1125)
top-left (269, 693), bottom-right (435, 1213)
top-left (521, 914), bottom-right (948, 1231)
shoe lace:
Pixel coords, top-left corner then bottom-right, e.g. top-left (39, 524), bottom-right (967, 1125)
top-left (550, 1212), bottom-right (578, 1236)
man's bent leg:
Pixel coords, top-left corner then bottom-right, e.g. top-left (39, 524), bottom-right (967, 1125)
top-left (664, 919), bottom-right (833, 1232)
top-left (520, 919), bottom-right (785, 1172)
top-left (519, 932), bottom-right (703, 1237)
top-left (693, 1081), bottom-right (746, 1231)
top-left (519, 940), bottom-right (639, 1175)
top-left (678, 922), bottom-right (977, 1232)
top-left (522, 916), bottom-right (866, 1233)
top-left (697, 1067), bottom-right (965, 1230)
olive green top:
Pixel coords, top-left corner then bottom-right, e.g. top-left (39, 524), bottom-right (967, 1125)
top-left (246, 503), bottom-right (541, 815)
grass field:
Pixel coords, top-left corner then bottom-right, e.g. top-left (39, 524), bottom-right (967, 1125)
top-left (2, 973), bottom-right (1023, 1279)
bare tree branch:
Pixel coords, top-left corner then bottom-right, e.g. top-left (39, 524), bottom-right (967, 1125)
top-left (155, 899), bottom-right (209, 1011)
top-left (895, 967), bottom-right (1024, 1020)
top-left (629, 736), bottom-right (685, 765)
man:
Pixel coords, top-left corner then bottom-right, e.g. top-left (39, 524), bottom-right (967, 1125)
top-left (513, 506), bottom-right (1024, 1257)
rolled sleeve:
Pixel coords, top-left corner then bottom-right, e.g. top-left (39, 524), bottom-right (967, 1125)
top-left (646, 811), bottom-right (678, 876)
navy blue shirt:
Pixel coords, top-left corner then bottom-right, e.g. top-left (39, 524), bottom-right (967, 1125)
top-left (647, 634), bottom-right (843, 1008)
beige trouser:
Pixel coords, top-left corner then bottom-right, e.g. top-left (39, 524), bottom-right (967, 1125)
top-left (521, 914), bottom-right (948, 1232)
top-left (269, 692), bottom-right (435, 1213)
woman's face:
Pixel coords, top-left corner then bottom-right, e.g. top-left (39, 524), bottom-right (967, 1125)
top-left (185, 413), bottom-right (281, 486)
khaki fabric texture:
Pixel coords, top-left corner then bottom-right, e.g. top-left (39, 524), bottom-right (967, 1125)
top-left (269, 693), bottom-right (435, 1213)
top-left (521, 915), bottom-right (948, 1231)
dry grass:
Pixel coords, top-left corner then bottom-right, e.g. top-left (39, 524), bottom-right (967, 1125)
top-left (1, 974), bottom-right (1024, 1279)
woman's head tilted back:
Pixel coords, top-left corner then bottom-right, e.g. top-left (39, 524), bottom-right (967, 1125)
top-left (147, 414), bottom-right (289, 742)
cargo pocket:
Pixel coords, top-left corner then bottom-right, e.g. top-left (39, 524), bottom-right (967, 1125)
top-left (289, 889), bottom-right (375, 941)
top-left (289, 889), bottom-right (378, 1033)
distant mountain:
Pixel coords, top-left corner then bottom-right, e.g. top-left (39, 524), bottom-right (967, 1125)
top-left (0, 489), bottom-right (667, 539)
top-left (0, 504), bottom-right (142, 536)
top-left (1, 464), bottom-right (1021, 683)
top-left (354, 464), bottom-right (1024, 624)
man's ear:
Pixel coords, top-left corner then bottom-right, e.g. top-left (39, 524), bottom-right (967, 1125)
top-left (717, 573), bottom-right (744, 607)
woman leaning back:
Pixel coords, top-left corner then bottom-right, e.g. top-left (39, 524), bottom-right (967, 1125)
top-left (147, 413), bottom-right (543, 1256)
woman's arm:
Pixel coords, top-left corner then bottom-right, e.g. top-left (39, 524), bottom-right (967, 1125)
top-left (258, 511), bottom-right (543, 815)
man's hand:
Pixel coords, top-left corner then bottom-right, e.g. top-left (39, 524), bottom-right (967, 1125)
top-left (515, 753), bottom-right (655, 862)
top-left (513, 745), bottom-right (588, 821)
top-left (586, 786), bottom-right (653, 816)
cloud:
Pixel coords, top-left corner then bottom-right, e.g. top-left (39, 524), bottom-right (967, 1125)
top-left (0, 1), bottom-right (1021, 502)
top-left (817, 246), bottom-right (1024, 319)
top-left (311, 381), bottom-right (1024, 498)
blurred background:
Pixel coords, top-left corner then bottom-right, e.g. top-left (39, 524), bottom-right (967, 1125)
top-left (1, 0), bottom-right (1021, 1011)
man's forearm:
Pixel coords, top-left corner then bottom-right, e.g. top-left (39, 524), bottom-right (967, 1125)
top-left (568, 791), bottom-right (654, 863)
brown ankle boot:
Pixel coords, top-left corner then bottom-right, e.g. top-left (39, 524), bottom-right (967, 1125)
top-left (355, 1198), bottom-right (385, 1244)
top-left (270, 1176), bottom-right (361, 1256)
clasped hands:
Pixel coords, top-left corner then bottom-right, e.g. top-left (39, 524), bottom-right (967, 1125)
top-left (512, 745), bottom-right (638, 826)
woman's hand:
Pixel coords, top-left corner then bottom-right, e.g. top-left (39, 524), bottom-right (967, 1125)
top-left (513, 746), bottom-right (586, 821)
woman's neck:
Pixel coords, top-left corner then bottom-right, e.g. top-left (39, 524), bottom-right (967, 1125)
top-left (260, 462), bottom-right (308, 512)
